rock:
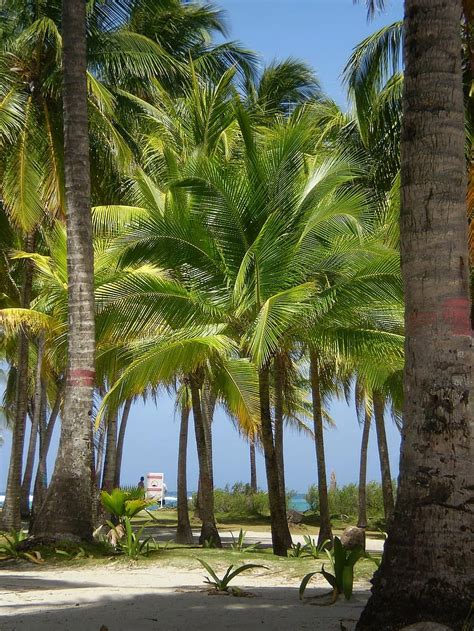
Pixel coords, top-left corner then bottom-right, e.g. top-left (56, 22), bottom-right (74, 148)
top-left (286, 509), bottom-right (304, 525)
top-left (400, 625), bottom-right (453, 631)
top-left (340, 526), bottom-right (365, 549)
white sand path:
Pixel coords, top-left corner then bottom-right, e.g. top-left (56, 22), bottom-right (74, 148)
top-left (0, 563), bottom-right (371, 631)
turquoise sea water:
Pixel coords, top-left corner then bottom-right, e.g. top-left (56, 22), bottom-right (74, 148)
top-left (0, 492), bottom-right (310, 511)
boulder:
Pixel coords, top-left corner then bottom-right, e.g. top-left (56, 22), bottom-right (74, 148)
top-left (286, 509), bottom-right (304, 525)
top-left (340, 526), bottom-right (365, 549)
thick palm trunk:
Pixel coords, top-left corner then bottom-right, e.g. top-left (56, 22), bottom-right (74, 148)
top-left (114, 399), bottom-right (132, 489)
top-left (249, 439), bottom-right (257, 492)
top-left (358, 1), bottom-right (473, 627)
top-left (20, 336), bottom-right (45, 518)
top-left (101, 410), bottom-right (117, 492)
top-left (176, 403), bottom-right (193, 544)
top-left (201, 382), bottom-right (216, 487)
top-left (309, 350), bottom-right (333, 546)
top-left (372, 392), bottom-right (394, 524)
top-left (0, 235), bottom-right (34, 531)
top-left (30, 386), bottom-right (62, 526)
top-left (190, 375), bottom-right (221, 547)
top-left (259, 365), bottom-right (292, 556)
top-left (274, 355), bottom-right (287, 509)
top-left (357, 410), bottom-right (371, 529)
top-left (31, 0), bottom-right (95, 541)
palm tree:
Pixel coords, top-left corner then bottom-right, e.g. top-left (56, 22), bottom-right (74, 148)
top-left (175, 383), bottom-right (193, 545)
top-left (357, 0), bottom-right (473, 627)
top-left (31, 0), bottom-right (95, 541)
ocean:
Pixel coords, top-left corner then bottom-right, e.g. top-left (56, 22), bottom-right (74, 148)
top-left (0, 492), bottom-right (310, 512)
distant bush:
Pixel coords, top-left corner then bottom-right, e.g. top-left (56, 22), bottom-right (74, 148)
top-left (212, 483), bottom-right (270, 516)
top-left (304, 481), bottom-right (397, 520)
top-left (304, 484), bottom-right (319, 512)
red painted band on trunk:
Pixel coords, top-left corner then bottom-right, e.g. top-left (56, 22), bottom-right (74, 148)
top-left (441, 297), bottom-right (472, 336)
top-left (68, 369), bottom-right (95, 387)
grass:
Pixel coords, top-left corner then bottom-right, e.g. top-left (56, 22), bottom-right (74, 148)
top-left (16, 539), bottom-right (379, 586)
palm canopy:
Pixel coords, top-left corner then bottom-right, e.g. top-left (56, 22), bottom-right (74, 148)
top-left (93, 105), bottom-right (403, 427)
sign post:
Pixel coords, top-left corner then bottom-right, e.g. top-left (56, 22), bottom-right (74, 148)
top-left (146, 472), bottom-right (164, 508)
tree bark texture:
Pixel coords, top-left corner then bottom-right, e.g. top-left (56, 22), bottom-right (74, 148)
top-left (258, 365), bottom-right (292, 556)
top-left (31, 0), bottom-right (95, 541)
top-left (101, 409), bottom-right (117, 492)
top-left (20, 336), bottom-right (45, 518)
top-left (249, 439), bottom-right (258, 492)
top-left (114, 399), bottom-right (132, 489)
top-left (0, 234), bottom-right (34, 531)
top-left (358, 1), bottom-right (474, 627)
top-left (309, 350), bottom-right (333, 546)
top-left (373, 392), bottom-right (394, 524)
top-left (357, 410), bottom-right (371, 529)
top-left (190, 376), bottom-right (221, 547)
top-left (176, 403), bottom-right (193, 544)
top-left (274, 354), bottom-right (287, 510)
top-left (30, 385), bottom-right (62, 527)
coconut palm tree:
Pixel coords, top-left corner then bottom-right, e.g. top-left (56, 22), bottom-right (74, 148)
top-left (30, 0), bottom-right (95, 541)
top-left (357, 0), bottom-right (474, 628)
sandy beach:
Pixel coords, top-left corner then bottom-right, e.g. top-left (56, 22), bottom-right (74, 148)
top-left (0, 562), bottom-right (371, 631)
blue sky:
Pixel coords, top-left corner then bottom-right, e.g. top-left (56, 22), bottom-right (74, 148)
top-left (0, 0), bottom-right (404, 494)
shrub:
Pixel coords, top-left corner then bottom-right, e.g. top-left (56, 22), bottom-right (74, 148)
top-left (304, 484), bottom-right (319, 512)
top-left (211, 484), bottom-right (270, 517)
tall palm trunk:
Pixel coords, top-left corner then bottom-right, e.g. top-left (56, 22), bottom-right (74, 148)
top-left (249, 439), bottom-right (257, 492)
top-left (274, 354), bottom-right (287, 509)
top-left (30, 386), bottom-right (62, 526)
top-left (190, 375), bottom-right (221, 547)
top-left (176, 403), bottom-right (193, 544)
top-left (372, 392), bottom-right (394, 523)
top-left (32, 0), bottom-right (95, 541)
top-left (0, 234), bottom-right (34, 531)
top-left (101, 409), bottom-right (117, 492)
top-left (95, 419), bottom-right (106, 486)
top-left (309, 350), bottom-right (333, 546)
top-left (201, 382), bottom-right (216, 487)
top-left (358, 1), bottom-right (473, 627)
top-left (259, 365), bottom-right (292, 556)
top-left (114, 399), bottom-right (132, 489)
top-left (357, 410), bottom-right (371, 529)
top-left (20, 336), bottom-right (45, 517)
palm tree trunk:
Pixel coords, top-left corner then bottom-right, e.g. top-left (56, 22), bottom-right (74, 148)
top-left (249, 439), bottom-right (257, 492)
top-left (30, 385), bottom-right (62, 527)
top-left (190, 375), bottom-right (221, 547)
top-left (358, 1), bottom-right (473, 627)
top-left (95, 419), bottom-right (106, 487)
top-left (357, 410), bottom-right (371, 529)
top-left (259, 365), bottom-right (292, 556)
top-left (31, 0), bottom-right (95, 541)
top-left (20, 336), bottom-right (45, 518)
top-left (114, 399), bottom-right (132, 488)
top-left (101, 409), bottom-right (117, 492)
top-left (0, 234), bottom-right (34, 531)
top-left (274, 354), bottom-right (287, 510)
top-left (309, 350), bottom-right (333, 546)
top-left (201, 381), bottom-right (216, 487)
top-left (176, 402), bottom-right (193, 544)
top-left (372, 392), bottom-right (394, 524)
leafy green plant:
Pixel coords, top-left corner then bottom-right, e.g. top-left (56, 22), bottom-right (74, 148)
top-left (302, 535), bottom-right (330, 559)
top-left (197, 558), bottom-right (267, 593)
top-left (288, 542), bottom-right (308, 558)
top-left (100, 488), bottom-right (151, 520)
top-left (304, 484), bottom-right (319, 512)
top-left (0, 530), bottom-right (44, 564)
top-left (55, 546), bottom-right (93, 560)
top-left (230, 529), bottom-right (260, 552)
top-left (299, 536), bottom-right (370, 602)
top-left (202, 538), bottom-right (217, 549)
top-left (107, 517), bottom-right (154, 559)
